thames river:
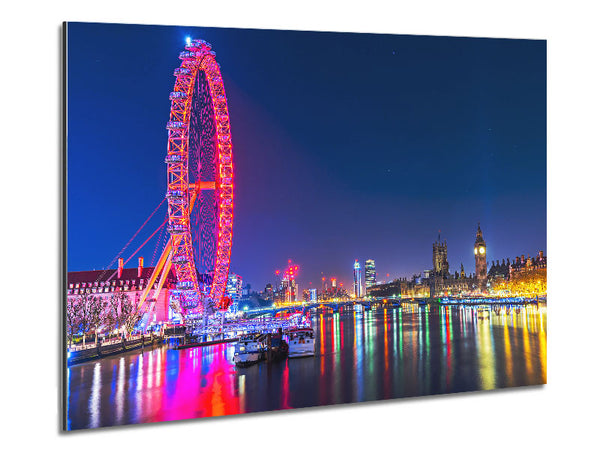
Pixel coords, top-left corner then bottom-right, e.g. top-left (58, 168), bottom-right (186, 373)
top-left (66, 303), bottom-right (546, 430)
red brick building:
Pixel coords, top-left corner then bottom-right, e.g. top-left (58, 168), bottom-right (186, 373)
top-left (67, 257), bottom-right (177, 326)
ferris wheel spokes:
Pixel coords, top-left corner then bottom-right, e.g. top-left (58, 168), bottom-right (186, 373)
top-left (162, 39), bottom-right (234, 319)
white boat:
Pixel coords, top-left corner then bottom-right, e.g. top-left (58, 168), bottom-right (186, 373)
top-left (286, 327), bottom-right (316, 358)
top-left (233, 334), bottom-right (266, 367)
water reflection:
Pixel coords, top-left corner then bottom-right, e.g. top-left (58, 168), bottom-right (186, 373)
top-left (67, 304), bottom-right (546, 430)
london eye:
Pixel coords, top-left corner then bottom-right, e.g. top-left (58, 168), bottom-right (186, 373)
top-left (164, 39), bottom-right (234, 316)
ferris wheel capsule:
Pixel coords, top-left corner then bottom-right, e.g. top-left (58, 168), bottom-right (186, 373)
top-left (176, 281), bottom-right (194, 290)
top-left (194, 39), bottom-right (210, 48)
top-left (179, 51), bottom-right (191, 60)
top-left (172, 254), bottom-right (189, 265)
top-left (169, 91), bottom-right (188, 100)
top-left (167, 223), bottom-right (187, 234)
top-left (165, 154), bottom-right (185, 164)
top-left (166, 121), bottom-right (185, 130)
top-left (174, 67), bottom-right (191, 76)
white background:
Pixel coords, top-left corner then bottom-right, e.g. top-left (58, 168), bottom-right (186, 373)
top-left (1, 0), bottom-right (598, 448)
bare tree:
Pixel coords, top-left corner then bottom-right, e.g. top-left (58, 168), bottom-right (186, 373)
top-left (105, 291), bottom-right (127, 333)
top-left (71, 292), bottom-right (105, 346)
top-left (105, 291), bottom-right (142, 339)
top-left (66, 296), bottom-right (81, 348)
top-left (87, 295), bottom-right (106, 345)
top-left (120, 298), bottom-right (142, 337)
top-left (78, 292), bottom-right (93, 346)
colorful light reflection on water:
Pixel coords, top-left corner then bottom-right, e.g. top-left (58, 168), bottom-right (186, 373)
top-left (67, 304), bottom-right (546, 430)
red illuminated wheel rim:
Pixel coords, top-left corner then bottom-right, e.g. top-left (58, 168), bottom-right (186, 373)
top-left (165, 39), bottom-right (233, 315)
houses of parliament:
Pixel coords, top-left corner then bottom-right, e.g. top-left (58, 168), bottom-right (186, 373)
top-left (368, 224), bottom-right (547, 298)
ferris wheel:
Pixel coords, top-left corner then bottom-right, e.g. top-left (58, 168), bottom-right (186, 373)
top-left (163, 39), bottom-right (234, 315)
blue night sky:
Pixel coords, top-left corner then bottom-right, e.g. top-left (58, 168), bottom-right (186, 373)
top-left (67, 22), bottom-right (546, 291)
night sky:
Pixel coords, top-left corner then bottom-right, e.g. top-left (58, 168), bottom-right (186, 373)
top-left (67, 22), bottom-right (546, 291)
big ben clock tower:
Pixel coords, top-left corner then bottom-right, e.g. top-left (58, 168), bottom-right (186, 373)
top-left (474, 223), bottom-right (487, 291)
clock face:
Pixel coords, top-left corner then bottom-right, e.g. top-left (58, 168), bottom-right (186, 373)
top-left (479, 247), bottom-right (485, 255)
top-left (474, 248), bottom-right (478, 255)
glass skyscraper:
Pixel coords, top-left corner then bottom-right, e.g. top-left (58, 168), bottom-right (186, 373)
top-left (365, 259), bottom-right (376, 292)
top-left (353, 260), bottom-right (362, 298)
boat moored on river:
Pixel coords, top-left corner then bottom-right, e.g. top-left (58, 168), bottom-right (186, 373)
top-left (286, 327), bottom-right (316, 358)
top-left (233, 334), bottom-right (266, 367)
top-left (268, 331), bottom-right (289, 361)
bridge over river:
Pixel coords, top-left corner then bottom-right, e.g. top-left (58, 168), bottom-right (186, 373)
top-left (244, 295), bottom-right (542, 318)
top-left (245, 297), bottom-right (403, 318)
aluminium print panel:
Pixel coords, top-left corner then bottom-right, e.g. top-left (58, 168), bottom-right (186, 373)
top-left (63, 21), bottom-right (547, 430)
